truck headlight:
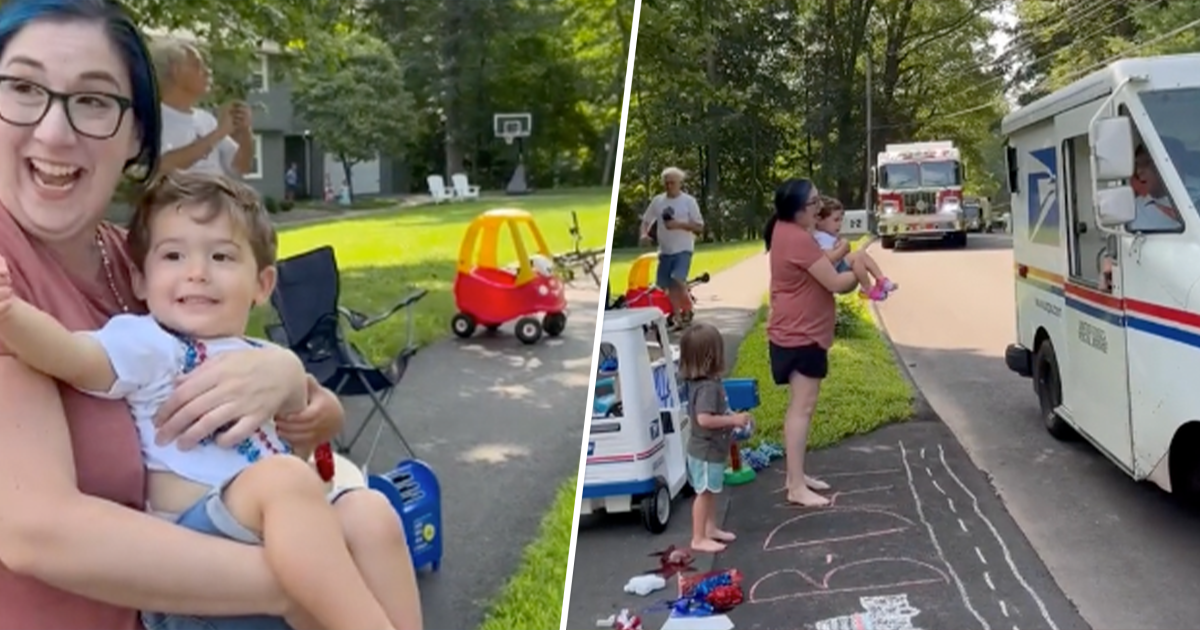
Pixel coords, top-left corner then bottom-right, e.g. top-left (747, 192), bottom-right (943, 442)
top-left (881, 201), bottom-right (898, 215)
top-left (940, 199), bottom-right (962, 214)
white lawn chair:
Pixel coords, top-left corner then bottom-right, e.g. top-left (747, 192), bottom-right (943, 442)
top-left (451, 173), bottom-right (481, 201)
top-left (427, 175), bottom-right (455, 204)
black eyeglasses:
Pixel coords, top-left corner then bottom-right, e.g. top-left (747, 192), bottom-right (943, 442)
top-left (0, 75), bottom-right (132, 139)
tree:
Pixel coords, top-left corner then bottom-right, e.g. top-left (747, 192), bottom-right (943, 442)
top-left (291, 30), bottom-right (417, 201)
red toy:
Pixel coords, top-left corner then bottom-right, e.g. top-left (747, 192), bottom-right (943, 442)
top-left (450, 209), bottom-right (569, 345)
top-left (619, 253), bottom-right (710, 320)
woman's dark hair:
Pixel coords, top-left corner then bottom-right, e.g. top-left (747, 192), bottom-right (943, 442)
top-left (0, 0), bottom-right (161, 182)
top-left (764, 178), bottom-right (815, 251)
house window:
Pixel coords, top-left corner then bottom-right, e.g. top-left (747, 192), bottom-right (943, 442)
top-left (248, 54), bottom-right (268, 92)
top-left (244, 134), bottom-right (263, 180)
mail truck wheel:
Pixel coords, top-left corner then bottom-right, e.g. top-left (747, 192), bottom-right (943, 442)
top-left (641, 480), bottom-right (670, 534)
top-left (1034, 340), bottom-right (1076, 440)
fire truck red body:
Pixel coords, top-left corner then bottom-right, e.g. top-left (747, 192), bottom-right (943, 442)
top-left (872, 141), bottom-right (967, 249)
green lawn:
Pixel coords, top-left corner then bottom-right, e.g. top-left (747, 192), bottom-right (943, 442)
top-left (731, 238), bottom-right (914, 450)
top-left (606, 240), bottom-right (765, 294)
top-left (250, 188), bottom-right (613, 363)
top-left (477, 476), bottom-right (577, 630)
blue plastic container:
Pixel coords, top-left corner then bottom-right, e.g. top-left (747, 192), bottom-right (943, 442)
top-left (368, 459), bottom-right (443, 572)
top-left (723, 378), bottom-right (760, 412)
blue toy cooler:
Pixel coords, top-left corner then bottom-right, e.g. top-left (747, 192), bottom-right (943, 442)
top-left (723, 378), bottom-right (760, 412)
top-left (368, 459), bottom-right (443, 572)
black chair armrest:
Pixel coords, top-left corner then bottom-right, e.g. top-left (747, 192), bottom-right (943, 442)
top-left (341, 288), bottom-right (429, 331)
top-left (338, 306), bottom-right (370, 331)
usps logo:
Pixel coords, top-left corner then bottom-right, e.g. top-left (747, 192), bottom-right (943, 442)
top-left (652, 364), bottom-right (672, 408)
top-left (649, 417), bottom-right (661, 441)
top-left (587, 441), bottom-right (595, 456)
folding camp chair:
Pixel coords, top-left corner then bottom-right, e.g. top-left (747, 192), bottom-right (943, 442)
top-left (266, 245), bottom-right (428, 456)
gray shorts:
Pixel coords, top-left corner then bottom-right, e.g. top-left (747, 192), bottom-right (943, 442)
top-left (141, 475), bottom-right (359, 630)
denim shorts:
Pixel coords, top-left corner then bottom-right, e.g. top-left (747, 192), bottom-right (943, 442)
top-left (835, 258), bottom-right (850, 274)
top-left (141, 475), bottom-right (359, 630)
top-left (687, 455), bottom-right (726, 494)
top-left (657, 251), bottom-right (694, 288)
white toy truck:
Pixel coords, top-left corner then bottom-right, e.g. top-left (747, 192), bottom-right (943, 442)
top-left (582, 308), bottom-right (691, 533)
top-left (1002, 53), bottom-right (1200, 504)
top-left (872, 140), bottom-right (968, 249)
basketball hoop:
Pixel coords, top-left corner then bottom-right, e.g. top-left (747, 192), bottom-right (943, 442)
top-left (502, 134), bottom-right (515, 145)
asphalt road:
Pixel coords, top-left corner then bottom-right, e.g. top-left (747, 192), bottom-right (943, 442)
top-left (871, 232), bottom-right (1200, 630)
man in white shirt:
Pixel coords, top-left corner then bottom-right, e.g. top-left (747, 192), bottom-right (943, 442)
top-left (150, 38), bottom-right (254, 178)
top-left (1127, 143), bottom-right (1183, 232)
top-left (640, 166), bottom-right (704, 328)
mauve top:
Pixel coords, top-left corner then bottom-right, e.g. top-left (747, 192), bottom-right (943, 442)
top-left (767, 220), bottom-right (837, 350)
top-left (0, 206), bottom-right (145, 630)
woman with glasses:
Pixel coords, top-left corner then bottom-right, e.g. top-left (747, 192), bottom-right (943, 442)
top-left (0, 1), bottom-right (353, 628)
top-left (763, 178), bottom-right (860, 507)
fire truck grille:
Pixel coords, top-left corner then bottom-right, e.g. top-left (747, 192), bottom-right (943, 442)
top-left (901, 191), bottom-right (939, 215)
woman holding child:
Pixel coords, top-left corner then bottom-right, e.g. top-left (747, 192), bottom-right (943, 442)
top-left (764, 179), bottom-right (894, 507)
top-left (0, 1), bottom-right (421, 628)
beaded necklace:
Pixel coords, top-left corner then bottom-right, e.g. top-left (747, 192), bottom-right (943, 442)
top-left (165, 322), bottom-right (290, 459)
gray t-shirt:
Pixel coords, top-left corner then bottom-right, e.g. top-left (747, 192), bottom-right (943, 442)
top-left (643, 192), bottom-right (703, 255)
top-left (686, 377), bottom-right (731, 463)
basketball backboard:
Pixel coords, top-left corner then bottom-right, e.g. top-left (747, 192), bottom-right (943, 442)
top-left (493, 113), bottom-right (532, 142)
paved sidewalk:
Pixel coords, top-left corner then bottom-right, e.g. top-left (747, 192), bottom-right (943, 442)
top-left (566, 252), bottom-right (769, 629)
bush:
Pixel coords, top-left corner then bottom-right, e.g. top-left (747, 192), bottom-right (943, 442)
top-left (264, 196), bottom-right (280, 214)
top-left (280, 199), bottom-right (295, 212)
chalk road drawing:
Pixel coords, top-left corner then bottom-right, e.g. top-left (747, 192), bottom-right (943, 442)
top-left (749, 558), bottom-right (949, 603)
top-left (763, 506), bottom-right (915, 551)
top-left (899, 440), bottom-right (990, 630)
top-left (811, 594), bottom-right (924, 630)
top-left (934, 443), bottom-right (1060, 630)
top-left (773, 484), bottom-right (894, 509)
top-left (772, 467), bottom-right (901, 481)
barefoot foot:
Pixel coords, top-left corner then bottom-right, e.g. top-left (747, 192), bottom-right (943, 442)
top-left (691, 538), bottom-right (727, 553)
top-left (805, 475), bottom-right (830, 491)
top-left (786, 488), bottom-right (831, 507)
top-left (706, 528), bottom-right (737, 542)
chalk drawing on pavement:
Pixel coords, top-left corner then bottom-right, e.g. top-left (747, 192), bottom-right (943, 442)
top-left (772, 484), bottom-right (895, 509)
top-left (899, 440), bottom-right (991, 630)
top-left (931, 443), bottom-right (1060, 630)
top-left (810, 593), bottom-right (924, 630)
top-left (763, 507), bottom-right (914, 551)
top-left (749, 558), bottom-right (949, 603)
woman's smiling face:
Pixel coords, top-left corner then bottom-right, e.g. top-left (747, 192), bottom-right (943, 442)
top-left (0, 19), bottom-right (140, 243)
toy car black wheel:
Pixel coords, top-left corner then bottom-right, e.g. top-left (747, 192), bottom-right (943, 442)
top-left (451, 313), bottom-right (476, 338)
top-left (543, 312), bottom-right (568, 337)
top-left (641, 479), bottom-right (671, 534)
top-left (515, 317), bottom-right (543, 344)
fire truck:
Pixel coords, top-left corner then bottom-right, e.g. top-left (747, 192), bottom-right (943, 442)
top-left (872, 141), bottom-right (967, 249)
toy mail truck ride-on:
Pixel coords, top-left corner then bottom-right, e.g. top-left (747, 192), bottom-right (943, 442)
top-left (582, 307), bottom-right (691, 533)
top-left (1001, 53), bottom-right (1200, 505)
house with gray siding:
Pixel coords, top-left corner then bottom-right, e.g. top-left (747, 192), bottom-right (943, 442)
top-left (144, 30), bottom-right (411, 203)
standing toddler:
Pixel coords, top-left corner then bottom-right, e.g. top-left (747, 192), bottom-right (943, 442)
top-left (679, 322), bottom-right (751, 553)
